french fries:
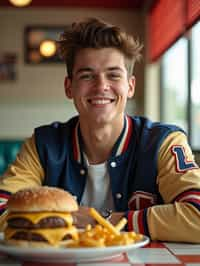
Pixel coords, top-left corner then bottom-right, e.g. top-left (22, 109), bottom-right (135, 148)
top-left (89, 208), bottom-right (120, 235)
top-left (0, 210), bottom-right (8, 232)
top-left (65, 208), bottom-right (143, 248)
top-left (115, 217), bottom-right (128, 231)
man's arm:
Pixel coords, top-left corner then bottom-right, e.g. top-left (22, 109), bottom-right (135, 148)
top-left (0, 135), bottom-right (44, 227)
top-left (126, 131), bottom-right (200, 243)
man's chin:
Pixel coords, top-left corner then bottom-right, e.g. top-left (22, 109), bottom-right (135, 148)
top-left (79, 111), bottom-right (121, 126)
top-left (89, 115), bottom-right (114, 125)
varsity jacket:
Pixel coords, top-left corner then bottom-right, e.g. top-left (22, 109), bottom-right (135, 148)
top-left (0, 115), bottom-right (200, 242)
top-left (35, 115), bottom-right (182, 209)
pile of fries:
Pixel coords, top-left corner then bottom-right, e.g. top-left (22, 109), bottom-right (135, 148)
top-left (67, 208), bottom-right (143, 248)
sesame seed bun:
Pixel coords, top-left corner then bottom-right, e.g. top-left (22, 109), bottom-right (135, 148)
top-left (7, 186), bottom-right (78, 213)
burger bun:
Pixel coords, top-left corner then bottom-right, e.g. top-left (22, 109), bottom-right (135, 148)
top-left (7, 186), bottom-right (78, 213)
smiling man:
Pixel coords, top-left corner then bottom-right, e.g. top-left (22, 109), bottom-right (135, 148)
top-left (64, 47), bottom-right (135, 164)
top-left (0, 18), bottom-right (200, 243)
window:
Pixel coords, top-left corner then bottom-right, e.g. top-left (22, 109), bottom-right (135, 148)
top-left (191, 22), bottom-right (200, 150)
top-left (161, 38), bottom-right (188, 132)
top-left (161, 21), bottom-right (200, 150)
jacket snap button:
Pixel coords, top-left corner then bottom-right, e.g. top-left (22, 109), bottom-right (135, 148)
top-left (80, 169), bottom-right (85, 175)
top-left (110, 161), bottom-right (117, 167)
top-left (116, 193), bottom-right (122, 199)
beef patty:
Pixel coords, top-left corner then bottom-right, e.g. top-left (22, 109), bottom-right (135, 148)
top-left (11, 231), bottom-right (73, 242)
top-left (7, 217), bottom-right (68, 229)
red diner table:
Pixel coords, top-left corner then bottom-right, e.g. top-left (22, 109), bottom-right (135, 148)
top-left (0, 241), bottom-right (200, 266)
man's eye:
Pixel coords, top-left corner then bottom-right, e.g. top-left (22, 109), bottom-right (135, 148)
top-left (79, 74), bottom-right (93, 80)
top-left (108, 73), bottom-right (121, 80)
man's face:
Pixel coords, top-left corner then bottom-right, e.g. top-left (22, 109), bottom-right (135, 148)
top-left (65, 48), bottom-right (135, 125)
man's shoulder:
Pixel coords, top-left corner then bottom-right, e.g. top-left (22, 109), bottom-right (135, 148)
top-left (35, 116), bottom-right (78, 134)
top-left (34, 116), bottom-right (79, 149)
top-left (131, 115), bottom-right (185, 134)
top-left (128, 115), bottom-right (186, 150)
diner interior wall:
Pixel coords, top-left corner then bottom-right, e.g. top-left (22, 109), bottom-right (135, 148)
top-left (144, 62), bottom-right (160, 122)
top-left (0, 7), bottom-right (145, 139)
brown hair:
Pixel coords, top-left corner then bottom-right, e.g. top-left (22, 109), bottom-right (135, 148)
top-left (58, 17), bottom-right (143, 79)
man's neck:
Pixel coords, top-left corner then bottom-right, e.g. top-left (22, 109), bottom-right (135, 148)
top-left (79, 118), bottom-right (124, 164)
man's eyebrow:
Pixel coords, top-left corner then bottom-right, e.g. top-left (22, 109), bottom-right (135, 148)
top-left (75, 66), bottom-right (124, 75)
top-left (106, 67), bottom-right (123, 72)
top-left (75, 67), bottom-right (93, 74)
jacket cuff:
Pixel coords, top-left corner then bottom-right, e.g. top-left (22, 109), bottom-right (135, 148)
top-left (126, 209), bottom-right (150, 237)
top-left (0, 190), bottom-right (11, 215)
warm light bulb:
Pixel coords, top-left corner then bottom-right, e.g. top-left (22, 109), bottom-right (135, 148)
top-left (39, 40), bottom-right (57, 57)
top-left (9, 0), bottom-right (32, 7)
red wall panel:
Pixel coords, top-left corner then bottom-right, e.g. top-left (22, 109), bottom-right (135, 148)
top-left (0, 0), bottom-right (143, 8)
top-left (187, 0), bottom-right (200, 27)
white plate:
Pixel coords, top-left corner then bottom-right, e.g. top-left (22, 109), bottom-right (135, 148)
top-left (0, 233), bottom-right (149, 263)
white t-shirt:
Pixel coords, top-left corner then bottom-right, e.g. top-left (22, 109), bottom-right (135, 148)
top-left (81, 155), bottom-right (114, 212)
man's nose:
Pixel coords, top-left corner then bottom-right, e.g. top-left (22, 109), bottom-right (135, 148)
top-left (94, 75), bottom-right (109, 91)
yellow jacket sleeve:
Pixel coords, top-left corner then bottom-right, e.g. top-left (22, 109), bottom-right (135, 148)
top-left (0, 135), bottom-right (44, 230)
top-left (0, 134), bottom-right (44, 193)
top-left (147, 131), bottom-right (200, 242)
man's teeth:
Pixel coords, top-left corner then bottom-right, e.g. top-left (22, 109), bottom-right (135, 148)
top-left (90, 99), bottom-right (112, 104)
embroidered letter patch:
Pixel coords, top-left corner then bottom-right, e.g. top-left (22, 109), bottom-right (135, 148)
top-left (171, 145), bottom-right (198, 173)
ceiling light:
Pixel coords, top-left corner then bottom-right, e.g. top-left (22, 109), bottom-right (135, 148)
top-left (9, 0), bottom-right (32, 7)
top-left (39, 40), bottom-right (57, 58)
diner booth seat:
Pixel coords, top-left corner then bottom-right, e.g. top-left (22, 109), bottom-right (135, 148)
top-left (0, 140), bottom-right (23, 175)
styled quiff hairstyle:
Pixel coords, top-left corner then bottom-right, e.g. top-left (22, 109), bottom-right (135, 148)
top-left (58, 17), bottom-right (142, 79)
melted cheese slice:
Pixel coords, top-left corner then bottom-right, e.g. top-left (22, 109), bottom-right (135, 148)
top-left (7, 212), bottom-right (73, 226)
top-left (5, 226), bottom-right (79, 246)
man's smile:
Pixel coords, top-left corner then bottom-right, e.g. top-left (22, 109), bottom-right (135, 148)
top-left (87, 97), bottom-right (115, 105)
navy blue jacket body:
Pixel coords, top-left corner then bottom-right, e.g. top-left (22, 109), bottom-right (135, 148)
top-left (35, 116), bottom-right (183, 212)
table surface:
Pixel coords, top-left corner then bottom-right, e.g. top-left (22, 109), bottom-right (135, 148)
top-left (0, 241), bottom-right (200, 266)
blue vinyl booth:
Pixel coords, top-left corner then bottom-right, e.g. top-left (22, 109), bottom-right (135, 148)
top-left (0, 141), bottom-right (23, 175)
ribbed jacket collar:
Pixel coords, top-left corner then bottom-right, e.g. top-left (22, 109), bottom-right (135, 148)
top-left (72, 115), bottom-right (133, 163)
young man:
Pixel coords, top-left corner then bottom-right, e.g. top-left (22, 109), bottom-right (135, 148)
top-left (0, 18), bottom-right (200, 242)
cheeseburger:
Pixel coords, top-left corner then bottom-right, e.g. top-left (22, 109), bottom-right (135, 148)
top-left (4, 186), bottom-right (79, 247)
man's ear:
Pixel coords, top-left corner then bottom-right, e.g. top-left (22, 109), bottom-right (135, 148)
top-left (127, 76), bottom-right (135, 98)
top-left (64, 77), bottom-right (73, 99)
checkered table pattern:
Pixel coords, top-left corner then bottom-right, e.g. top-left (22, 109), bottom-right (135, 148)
top-left (0, 242), bottom-right (200, 266)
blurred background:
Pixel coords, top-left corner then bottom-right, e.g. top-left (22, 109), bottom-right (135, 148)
top-left (0, 0), bottom-right (200, 173)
